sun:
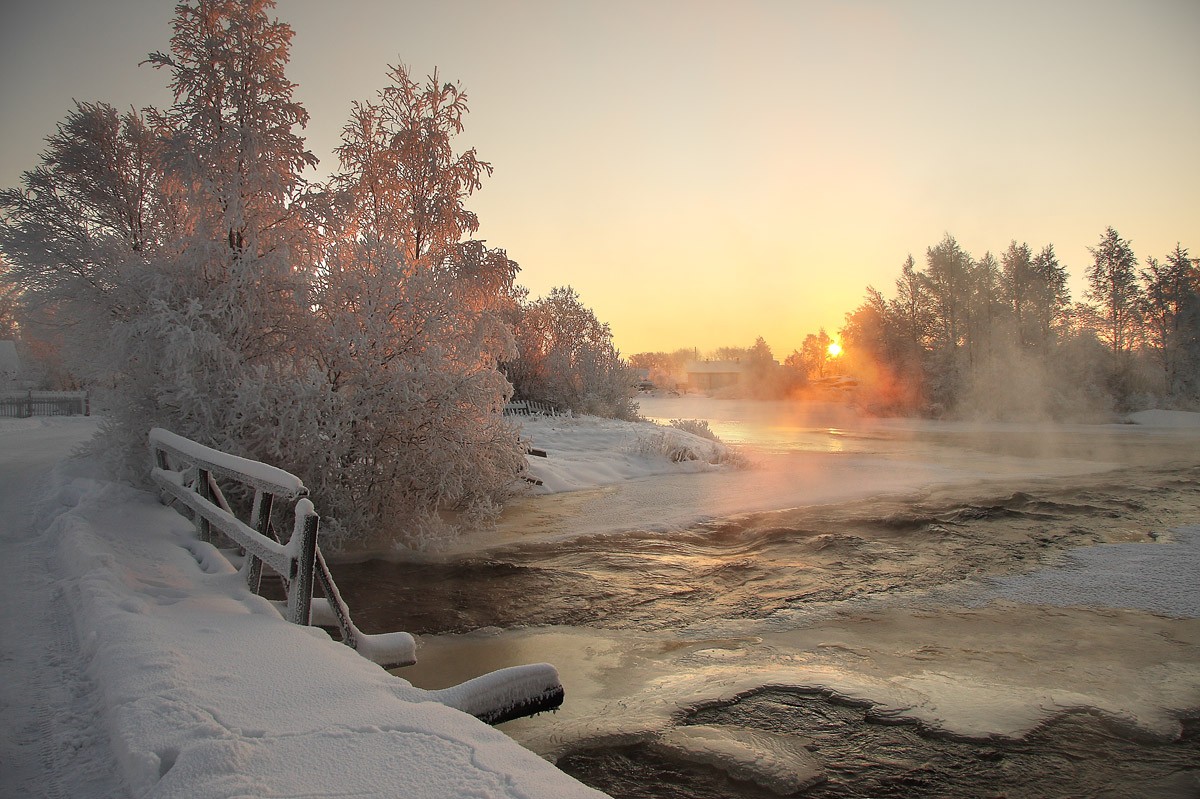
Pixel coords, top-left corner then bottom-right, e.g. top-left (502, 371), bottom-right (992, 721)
top-left (827, 341), bottom-right (843, 358)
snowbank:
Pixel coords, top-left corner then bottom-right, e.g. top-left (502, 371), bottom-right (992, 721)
top-left (1125, 409), bottom-right (1200, 428)
top-left (516, 413), bottom-right (742, 494)
top-left (39, 468), bottom-right (608, 798)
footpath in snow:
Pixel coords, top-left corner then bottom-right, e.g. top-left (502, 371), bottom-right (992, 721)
top-left (0, 416), bottom-right (607, 799)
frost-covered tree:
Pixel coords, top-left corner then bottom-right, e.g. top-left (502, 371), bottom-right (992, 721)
top-left (968, 250), bottom-right (1004, 361)
top-left (1001, 241), bottom-right (1037, 347)
top-left (890, 254), bottom-right (934, 358)
top-left (924, 234), bottom-right (974, 352)
top-left (0, 258), bottom-right (19, 340)
top-left (799, 328), bottom-right (833, 378)
top-left (1086, 227), bottom-right (1143, 357)
top-left (506, 286), bottom-right (637, 419)
top-left (303, 64), bottom-right (525, 543)
top-left (57, 0), bottom-right (320, 481)
top-left (0, 101), bottom-right (167, 384)
top-left (1141, 244), bottom-right (1200, 395)
top-left (332, 64), bottom-right (492, 268)
top-left (1029, 244), bottom-right (1071, 350)
top-left (840, 286), bottom-right (925, 412)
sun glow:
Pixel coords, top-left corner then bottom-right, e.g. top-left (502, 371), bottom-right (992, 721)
top-left (827, 342), bottom-right (843, 358)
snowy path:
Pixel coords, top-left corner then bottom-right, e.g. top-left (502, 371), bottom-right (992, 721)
top-left (0, 418), bottom-right (125, 798)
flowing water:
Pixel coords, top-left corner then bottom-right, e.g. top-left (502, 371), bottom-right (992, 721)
top-left (332, 400), bottom-right (1200, 798)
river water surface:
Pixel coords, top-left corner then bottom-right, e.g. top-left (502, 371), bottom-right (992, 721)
top-left (333, 399), bottom-right (1200, 798)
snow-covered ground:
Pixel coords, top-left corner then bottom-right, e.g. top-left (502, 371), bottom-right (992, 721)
top-left (0, 416), bottom-right (607, 799)
top-left (3, 404), bottom-right (1198, 797)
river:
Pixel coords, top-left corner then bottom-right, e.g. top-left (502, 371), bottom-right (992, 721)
top-left (332, 398), bottom-right (1200, 798)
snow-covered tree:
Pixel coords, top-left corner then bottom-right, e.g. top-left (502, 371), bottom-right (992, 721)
top-left (1141, 244), bottom-right (1200, 396)
top-left (301, 64), bottom-right (525, 543)
top-left (890, 254), bottom-right (934, 357)
top-left (85, 0), bottom-right (321, 474)
top-left (1029, 244), bottom-right (1071, 350)
top-left (0, 258), bottom-right (19, 340)
top-left (1001, 241), bottom-right (1037, 347)
top-left (0, 101), bottom-right (167, 385)
top-left (506, 286), bottom-right (637, 419)
top-left (799, 328), bottom-right (833, 379)
top-left (1086, 226), bottom-right (1143, 357)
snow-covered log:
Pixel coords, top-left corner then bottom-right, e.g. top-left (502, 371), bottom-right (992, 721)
top-left (423, 663), bottom-right (565, 726)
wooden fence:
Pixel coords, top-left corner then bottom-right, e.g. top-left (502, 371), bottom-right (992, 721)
top-left (0, 390), bottom-right (89, 418)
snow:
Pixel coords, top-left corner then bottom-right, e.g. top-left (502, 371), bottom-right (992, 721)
top-left (974, 526), bottom-right (1200, 617)
top-left (1126, 408), bottom-right (1200, 428)
top-left (149, 426), bottom-right (307, 496)
top-left (0, 416), bottom-right (607, 799)
top-left (5, 404), bottom-right (1200, 796)
top-left (516, 413), bottom-right (739, 494)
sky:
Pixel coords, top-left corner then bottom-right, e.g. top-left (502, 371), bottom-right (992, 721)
top-left (2, 0), bottom-right (1198, 357)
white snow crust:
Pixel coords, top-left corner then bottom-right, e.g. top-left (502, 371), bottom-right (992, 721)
top-left (517, 413), bottom-right (739, 494)
top-left (975, 526), bottom-right (1200, 617)
top-left (149, 426), bottom-right (307, 496)
top-left (1, 417), bottom-right (607, 799)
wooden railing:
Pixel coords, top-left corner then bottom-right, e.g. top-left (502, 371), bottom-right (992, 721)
top-left (148, 428), bottom-right (414, 667)
top-left (503, 399), bottom-right (566, 417)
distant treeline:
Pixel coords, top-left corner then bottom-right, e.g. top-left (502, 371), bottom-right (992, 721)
top-left (632, 228), bottom-right (1199, 419)
top-left (842, 228), bottom-right (1198, 419)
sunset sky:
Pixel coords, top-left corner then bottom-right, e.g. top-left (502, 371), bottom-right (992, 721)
top-left (2, 0), bottom-right (1198, 357)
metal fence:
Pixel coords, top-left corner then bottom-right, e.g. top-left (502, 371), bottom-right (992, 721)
top-left (0, 391), bottom-right (90, 418)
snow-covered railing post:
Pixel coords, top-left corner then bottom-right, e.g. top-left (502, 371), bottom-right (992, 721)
top-left (287, 501), bottom-right (319, 626)
top-left (196, 467), bottom-right (215, 545)
top-left (246, 490), bottom-right (274, 593)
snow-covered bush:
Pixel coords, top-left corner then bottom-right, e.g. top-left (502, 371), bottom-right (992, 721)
top-left (630, 423), bottom-right (747, 467)
top-left (505, 286), bottom-right (638, 420)
top-left (669, 418), bottom-right (720, 441)
top-left (1, 4), bottom-right (528, 548)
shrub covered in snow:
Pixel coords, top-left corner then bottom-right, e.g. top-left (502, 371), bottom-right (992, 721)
top-left (669, 418), bottom-right (720, 441)
top-left (505, 286), bottom-right (638, 421)
top-left (630, 421), bottom-right (746, 467)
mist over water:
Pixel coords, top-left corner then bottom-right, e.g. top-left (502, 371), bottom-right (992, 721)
top-left (333, 399), bottom-right (1200, 798)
